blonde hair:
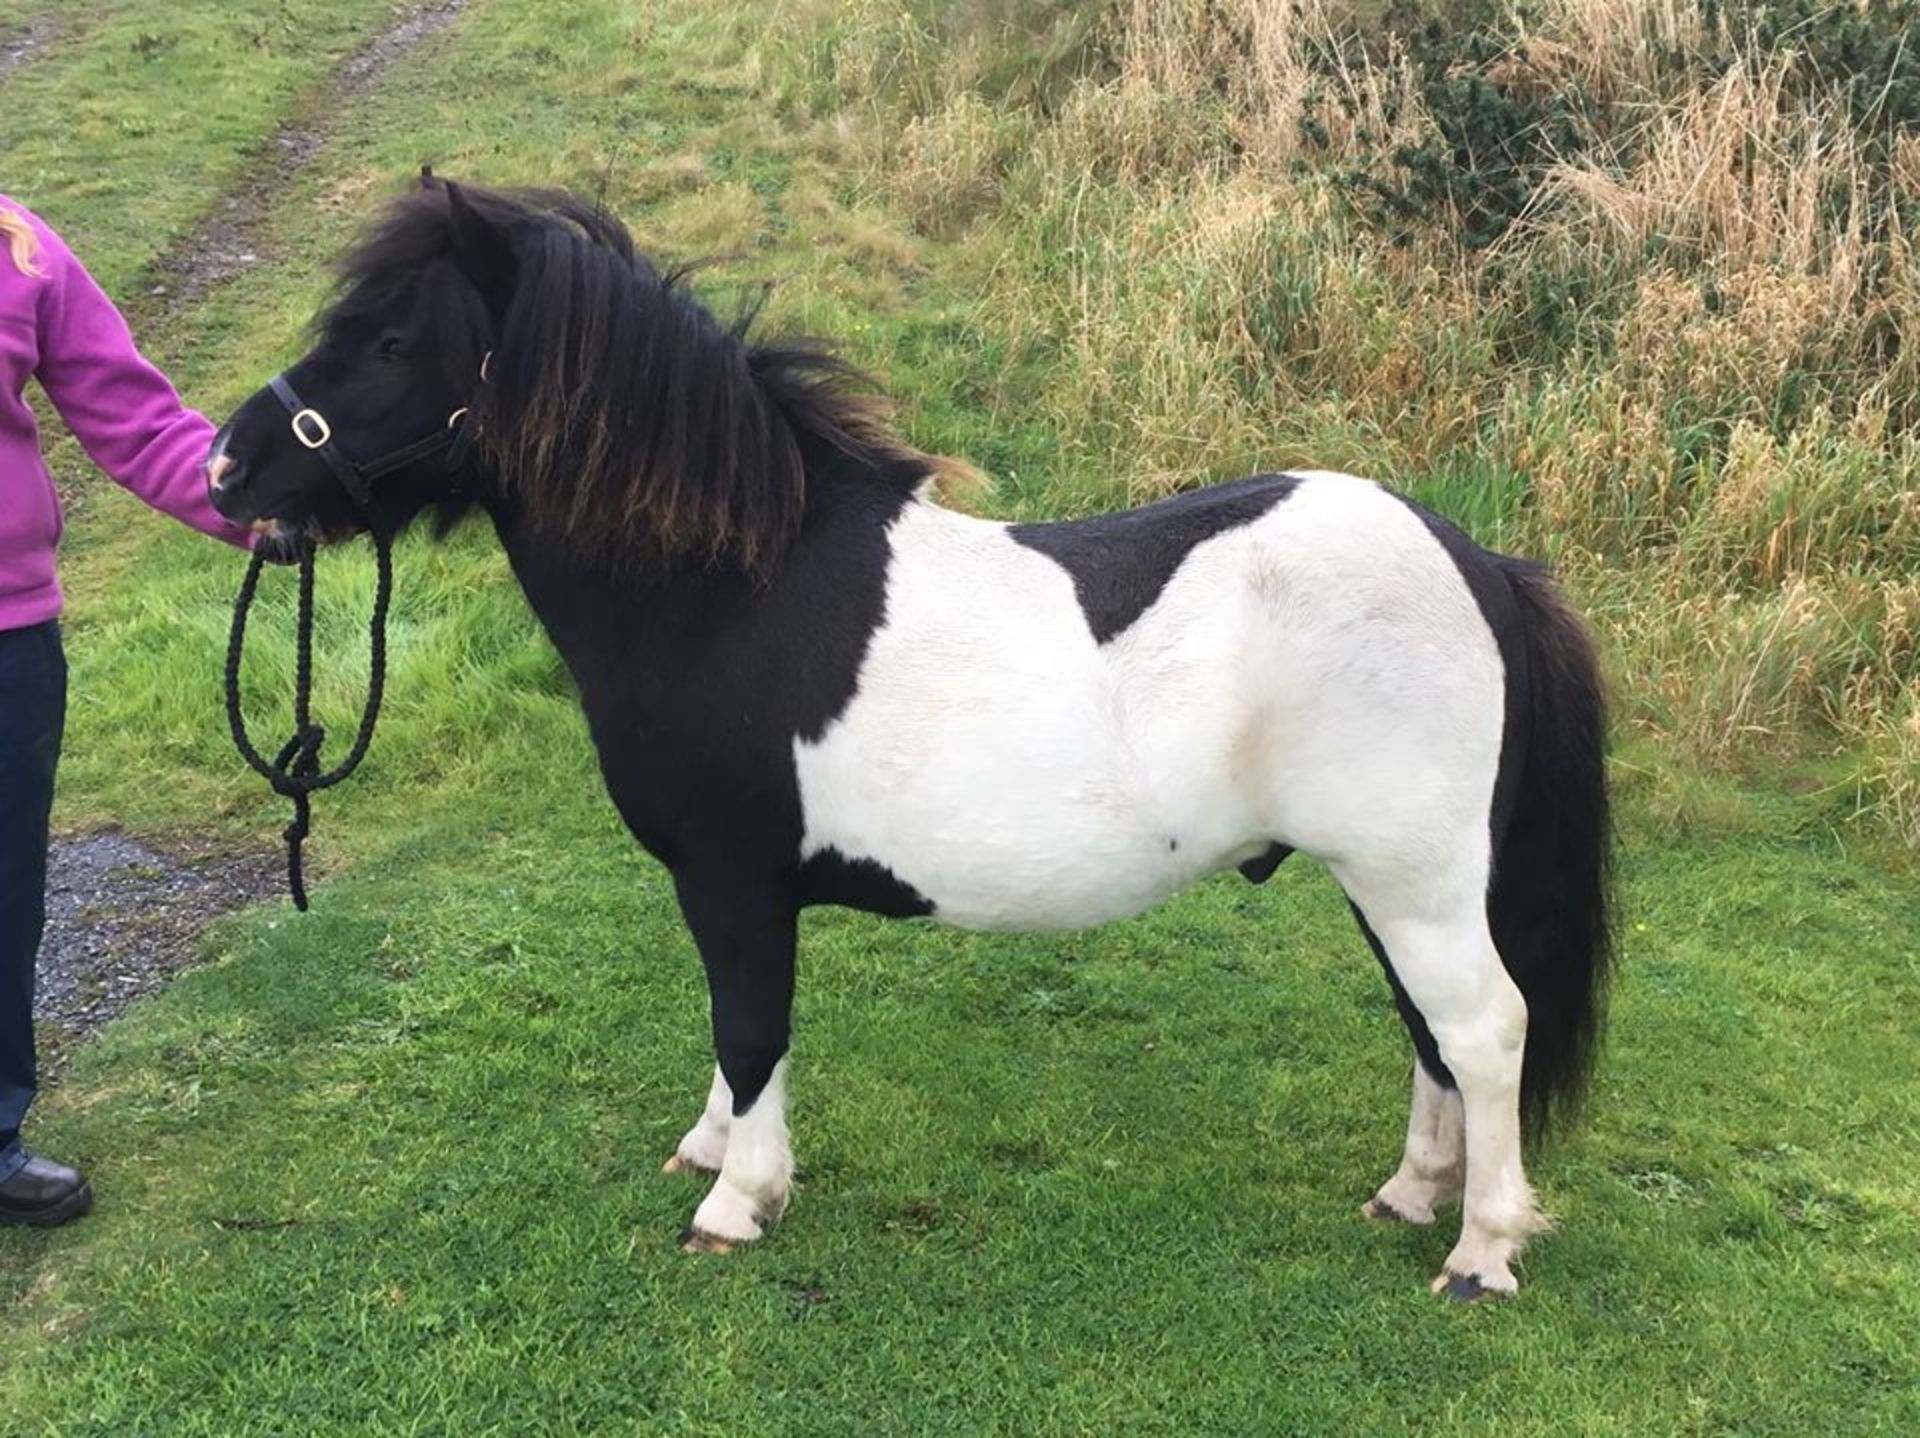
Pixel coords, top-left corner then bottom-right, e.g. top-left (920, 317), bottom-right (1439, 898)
top-left (1, 209), bottom-right (46, 278)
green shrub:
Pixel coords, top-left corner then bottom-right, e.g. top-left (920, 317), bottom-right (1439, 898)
top-left (1304, 1), bottom-right (1595, 250)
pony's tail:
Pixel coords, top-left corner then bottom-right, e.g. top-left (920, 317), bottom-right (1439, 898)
top-left (1492, 560), bottom-right (1613, 1141)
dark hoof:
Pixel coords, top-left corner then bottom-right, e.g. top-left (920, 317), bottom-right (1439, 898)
top-left (1365, 1198), bottom-right (1412, 1224)
top-left (678, 1225), bottom-right (738, 1256)
top-left (1439, 1271), bottom-right (1506, 1303)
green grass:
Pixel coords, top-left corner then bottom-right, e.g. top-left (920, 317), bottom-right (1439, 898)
top-left (6, 801), bottom-right (1919, 1435)
top-left (0, 0), bottom-right (412, 291)
top-left (2, 1), bottom-right (1917, 1433)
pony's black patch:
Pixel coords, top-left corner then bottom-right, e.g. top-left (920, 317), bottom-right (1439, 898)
top-left (498, 446), bottom-right (910, 872)
top-left (798, 848), bottom-right (935, 918)
top-left (1010, 474), bottom-right (1299, 643)
top-left (492, 447), bottom-right (912, 1117)
top-left (1238, 842), bottom-right (1292, 884)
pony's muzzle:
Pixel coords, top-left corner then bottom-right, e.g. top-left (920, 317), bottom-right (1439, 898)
top-left (206, 426), bottom-right (246, 506)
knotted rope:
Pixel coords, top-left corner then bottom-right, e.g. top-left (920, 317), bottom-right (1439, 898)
top-left (224, 533), bottom-right (392, 911)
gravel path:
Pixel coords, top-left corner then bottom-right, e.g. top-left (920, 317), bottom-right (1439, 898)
top-left (0, 14), bottom-right (58, 87)
top-left (35, 831), bottom-right (282, 1077)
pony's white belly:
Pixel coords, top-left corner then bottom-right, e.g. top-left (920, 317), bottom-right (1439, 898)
top-left (793, 504), bottom-right (1268, 929)
top-left (809, 707), bottom-right (1268, 931)
top-left (792, 473), bottom-right (1504, 931)
top-left (797, 691), bottom-right (1266, 932)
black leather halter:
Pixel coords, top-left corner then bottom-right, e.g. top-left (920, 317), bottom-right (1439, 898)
top-left (265, 365), bottom-right (482, 513)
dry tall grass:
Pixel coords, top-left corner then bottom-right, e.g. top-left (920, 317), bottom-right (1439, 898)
top-left (755, 0), bottom-right (1920, 847)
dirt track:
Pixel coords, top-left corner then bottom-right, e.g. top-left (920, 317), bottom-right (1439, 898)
top-left (150, 0), bottom-right (473, 317)
top-left (37, 833), bottom-right (282, 1075)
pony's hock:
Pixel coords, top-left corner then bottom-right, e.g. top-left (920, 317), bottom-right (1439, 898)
top-left (208, 177), bottom-right (1612, 1298)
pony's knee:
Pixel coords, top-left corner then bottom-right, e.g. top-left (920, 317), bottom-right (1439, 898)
top-left (718, 1039), bottom-right (788, 1115)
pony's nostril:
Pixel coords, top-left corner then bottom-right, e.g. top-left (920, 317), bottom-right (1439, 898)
top-left (207, 451), bottom-right (242, 496)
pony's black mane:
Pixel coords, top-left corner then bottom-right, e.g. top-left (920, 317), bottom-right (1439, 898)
top-left (323, 183), bottom-right (947, 573)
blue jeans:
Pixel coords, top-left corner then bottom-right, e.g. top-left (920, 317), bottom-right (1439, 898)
top-left (0, 620), bottom-right (65, 1183)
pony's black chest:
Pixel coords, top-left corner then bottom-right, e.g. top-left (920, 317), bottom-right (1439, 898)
top-left (490, 485), bottom-right (903, 878)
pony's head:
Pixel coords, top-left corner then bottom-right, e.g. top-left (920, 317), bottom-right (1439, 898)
top-left (210, 176), bottom-right (517, 553)
top-left (212, 176), bottom-right (946, 570)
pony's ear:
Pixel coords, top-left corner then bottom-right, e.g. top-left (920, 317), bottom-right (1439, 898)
top-left (443, 181), bottom-right (516, 320)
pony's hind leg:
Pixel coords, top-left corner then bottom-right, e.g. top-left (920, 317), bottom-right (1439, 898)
top-left (1341, 863), bottom-right (1546, 1298)
top-left (663, 1065), bottom-right (731, 1177)
top-left (1352, 907), bottom-right (1464, 1225)
top-left (1365, 1060), bottom-right (1464, 1227)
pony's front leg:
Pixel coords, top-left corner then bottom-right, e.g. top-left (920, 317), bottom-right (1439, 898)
top-left (671, 875), bottom-right (797, 1255)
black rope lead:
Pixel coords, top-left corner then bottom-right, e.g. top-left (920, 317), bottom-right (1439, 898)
top-left (223, 350), bottom-right (479, 909)
top-left (224, 531), bottom-right (393, 910)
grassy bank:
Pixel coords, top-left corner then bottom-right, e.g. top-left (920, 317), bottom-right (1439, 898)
top-left (1, 1), bottom-right (1916, 1434)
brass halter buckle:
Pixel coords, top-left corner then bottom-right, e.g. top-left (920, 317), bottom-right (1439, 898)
top-left (290, 409), bottom-right (333, 450)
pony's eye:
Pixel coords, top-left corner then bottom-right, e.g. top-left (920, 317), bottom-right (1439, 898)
top-left (375, 334), bottom-right (406, 361)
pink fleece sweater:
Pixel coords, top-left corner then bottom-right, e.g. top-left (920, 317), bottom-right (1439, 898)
top-left (1, 196), bottom-right (250, 631)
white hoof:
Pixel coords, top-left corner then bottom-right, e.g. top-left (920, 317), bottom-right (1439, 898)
top-left (1432, 1228), bottom-right (1527, 1299)
top-left (680, 1174), bottom-right (787, 1254)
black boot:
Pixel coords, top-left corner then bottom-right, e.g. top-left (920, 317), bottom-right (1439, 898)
top-left (0, 1153), bottom-right (92, 1227)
